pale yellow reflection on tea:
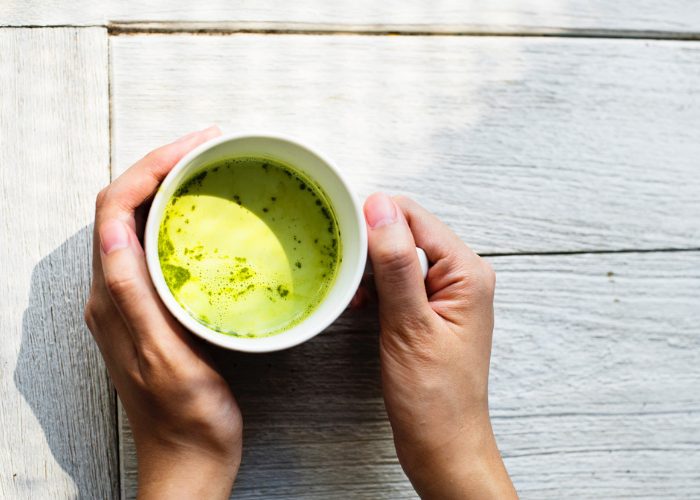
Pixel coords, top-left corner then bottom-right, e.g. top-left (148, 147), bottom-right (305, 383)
top-left (158, 158), bottom-right (341, 337)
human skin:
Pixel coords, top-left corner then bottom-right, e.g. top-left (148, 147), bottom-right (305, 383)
top-left (363, 193), bottom-right (517, 499)
top-left (85, 126), bottom-right (242, 499)
top-left (85, 129), bottom-right (515, 499)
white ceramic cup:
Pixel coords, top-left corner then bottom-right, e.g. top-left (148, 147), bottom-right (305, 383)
top-left (145, 134), bottom-right (426, 352)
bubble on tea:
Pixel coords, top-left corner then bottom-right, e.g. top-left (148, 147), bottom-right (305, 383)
top-left (158, 157), bottom-right (342, 337)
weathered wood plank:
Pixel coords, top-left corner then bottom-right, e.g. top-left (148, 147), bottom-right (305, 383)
top-left (113, 33), bottom-right (700, 498)
top-left (111, 35), bottom-right (700, 254)
top-left (3, 1), bottom-right (700, 33)
top-left (120, 251), bottom-right (700, 498)
top-left (491, 251), bottom-right (700, 497)
top-left (0, 28), bottom-right (115, 498)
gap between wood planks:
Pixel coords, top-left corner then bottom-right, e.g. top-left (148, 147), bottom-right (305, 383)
top-left (106, 21), bottom-right (700, 41)
top-left (103, 22), bottom-right (700, 261)
top-left (482, 247), bottom-right (700, 258)
top-left (2, 21), bottom-right (700, 41)
top-left (492, 407), bottom-right (700, 420)
top-left (13, 21), bottom-right (696, 262)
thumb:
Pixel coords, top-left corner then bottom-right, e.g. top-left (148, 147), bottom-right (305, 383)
top-left (99, 219), bottom-right (183, 346)
top-left (364, 193), bottom-right (430, 329)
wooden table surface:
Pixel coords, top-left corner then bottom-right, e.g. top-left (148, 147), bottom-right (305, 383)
top-left (2, 3), bottom-right (699, 498)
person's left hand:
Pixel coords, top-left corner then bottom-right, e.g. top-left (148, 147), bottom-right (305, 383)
top-left (84, 126), bottom-right (243, 499)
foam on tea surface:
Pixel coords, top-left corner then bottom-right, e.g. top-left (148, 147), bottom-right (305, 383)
top-left (158, 157), bottom-right (341, 337)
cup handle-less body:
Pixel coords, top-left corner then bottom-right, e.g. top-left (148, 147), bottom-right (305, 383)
top-left (364, 247), bottom-right (429, 279)
top-left (145, 132), bottom-right (419, 352)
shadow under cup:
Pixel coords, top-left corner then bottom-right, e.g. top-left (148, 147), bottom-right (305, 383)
top-left (145, 135), bottom-right (368, 352)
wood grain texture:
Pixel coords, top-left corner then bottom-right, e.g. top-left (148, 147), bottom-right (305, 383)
top-left (111, 35), bottom-right (700, 254)
top-left (119, 252), bottom-right (700, 498)
top-left (491, 252), bottom-right (700, 498)
top-left (3, 1), bottom-right (700, 33)
top-left (111, 33), bottom-right (700, 498)
top-left (0, 28), bottom-right (116, 498)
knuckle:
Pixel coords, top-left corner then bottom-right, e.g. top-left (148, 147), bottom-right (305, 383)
top-left (143, 150), bottom-right (168, 174)
top-left (392, 194), bottom-right (411, 206)
top-left (83, 295), bottom-right (114, 334)
top-left (104, 272), bottom-right (138, 301)
top-left (374, 243), bottom-right (416, 276)
top-left (461, 259), bottom-right (495, 298)
top-left (143, 149), bottom-right (161, 163)
top-left (95, 186), bottom-right (110, 210)
top-left (481, 259), bottom-right (496, 292)
top-left (83, 299), bottom-right (98, 331)
top-left (447, 257), bottom-right (496, 303)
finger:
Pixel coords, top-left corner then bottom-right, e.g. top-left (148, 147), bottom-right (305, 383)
top-left (392, 195), bottom-right (475, 264)
top-left (364, 193), bottom-right (431, 329)
top-left (84, 301), bottom-right (152, 404)
top-left (91, 221), bottom-right (103, 288)
top-left (134, 200), bottom-right (153, 247)
top-left (392, 196), bottom-right (495, 323)
top-left (97, 125), bottom-right (221, 231)
top-left (392, 195), bottom-right (485, 297)
top-left (91, 126), bottom-right (220, 289)
top-left (85, 290), bottom-right (139, 371)
top-left (98, 218), bottom-right (191, 354)
top-left (349, 285), bottom-right (370, 310)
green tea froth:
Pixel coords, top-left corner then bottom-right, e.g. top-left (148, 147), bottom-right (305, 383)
top-left (158, 157), bottom-right (341, 337)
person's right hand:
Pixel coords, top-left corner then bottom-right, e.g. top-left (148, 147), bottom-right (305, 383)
top-left (363, 193), bottom-right (517, 499)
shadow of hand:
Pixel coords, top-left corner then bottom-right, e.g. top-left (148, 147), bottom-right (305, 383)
top-left (14, 226), bottom-right (118, 499)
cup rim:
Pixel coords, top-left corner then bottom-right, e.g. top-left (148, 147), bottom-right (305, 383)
top-left (144, 133), bottom-right (367, 352)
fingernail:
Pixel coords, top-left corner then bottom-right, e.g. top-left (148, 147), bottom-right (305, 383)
top-left (201, 124), bottom-right (220, 135)
top-left (364, 192), bottom-right (397, 228)
top-left (174, 129), bottom-right (199, 144)
top-left (174, 125), bottom-right (218, 144)
top-left (100, 219), bottom-right (130, 254)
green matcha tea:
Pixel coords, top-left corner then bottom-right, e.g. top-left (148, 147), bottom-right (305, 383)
top-left (158, 157), bottom-right (341, 337)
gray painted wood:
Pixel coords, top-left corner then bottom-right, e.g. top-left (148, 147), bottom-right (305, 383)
top-left (3, 1), bottom-right (700, 33)
top-left (119, 252), bottom-right (700, 498)
top-left (111, 35), bottom-right (700, 254)
top-left (111, 34), bottom-right (700, 498)
top-left (491, 252), bottom-right (700, 498)
top-left (0, 21), bottom-right (692, 499)
top-left (0, 28), bottom-right (116, 498)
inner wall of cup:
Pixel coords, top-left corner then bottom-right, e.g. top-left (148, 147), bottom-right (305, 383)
top-left (157, 137), bottom-right (364, 345)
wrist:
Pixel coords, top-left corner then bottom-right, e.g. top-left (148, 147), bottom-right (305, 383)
top-left (136, 440), bottom-right (241, 500)
top-left (397, 421), bottom-right (516, 499)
